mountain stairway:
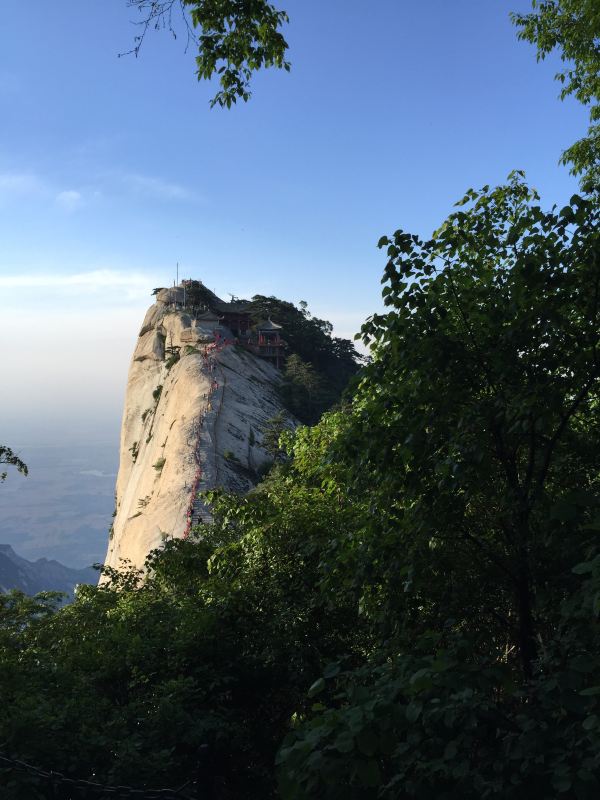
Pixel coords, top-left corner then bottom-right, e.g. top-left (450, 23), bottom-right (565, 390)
top-left (186, 348), bottom-right (228, 535)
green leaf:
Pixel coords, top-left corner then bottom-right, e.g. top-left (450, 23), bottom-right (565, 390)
top-left (354, 759), bottom-right (382, 788)
top-left (406, 702), bottom-right (422, 723)
top-left (573, 561), bottom-right (595, 575)
top-left (323, 662), bottom-right (341, 679)
top-left (307, 678), bottom-right (325, 698)
top-left (570, 654), bottom-right (596, 673)
top-left (444, 740), bottom-right (458, 760)
top-left (553, 777), bottom-right (572, 793)
top-left (333, 731), bottom-right (354, 754)
top-left (356, 729), bottom-right (378, 757)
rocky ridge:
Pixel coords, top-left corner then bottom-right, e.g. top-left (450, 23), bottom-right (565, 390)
top-left (103, 288), bottom-right (293, 574)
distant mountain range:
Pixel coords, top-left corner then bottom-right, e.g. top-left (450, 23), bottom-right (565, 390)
top-left (0, 544), bottom-right (97, 598)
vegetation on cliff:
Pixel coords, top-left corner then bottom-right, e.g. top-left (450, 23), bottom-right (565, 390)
top-left (159, 284), bottom-right (363, 423)
top-left (247, 295), bottom-right (364, 424)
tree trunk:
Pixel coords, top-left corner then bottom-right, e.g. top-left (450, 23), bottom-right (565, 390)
top-left (515, 553), bottom-right (536, 680)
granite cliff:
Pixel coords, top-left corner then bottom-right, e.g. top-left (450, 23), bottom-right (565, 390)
top-left (103, 283), bottom-right (293, 574)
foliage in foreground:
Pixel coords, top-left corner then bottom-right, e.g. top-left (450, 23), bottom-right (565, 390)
top-left (126, 0), bottom-right (290, 108)
top-left (0, 471), bottom-right (366, 799)
top-left (277, 177), bottom-right (600, 798)
top-left (1, 178), bottom-right (599, 798)
top-left (0, 446), bottom-right (27, 483)
top-left (512, 0), bottom-right (600, 187)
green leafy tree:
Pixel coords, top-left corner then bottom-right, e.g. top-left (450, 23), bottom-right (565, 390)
top-left (261, 411), bottom-right (291, 461)
top-left (0, 463), bottom-right (365, 798)
top-left (125, 0), bottom-right (290, 107)
top-left (276, 175), bottom-right (600, 798)
top-left (344, 173), bottom-right (600, 677)
top-left (279, 354), bottom-right (330, 424)
top-left (512, 0), bottom-right (600, 186)
top-left (249, 295), bottom-right (363, 402)
top-left (278, 565), bottom-right (600, 800)
top-left (0, 446), bottom-right (27, 483)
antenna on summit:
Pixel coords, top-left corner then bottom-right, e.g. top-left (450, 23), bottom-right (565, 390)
top-left (176, 262), bottom-right (179, 286)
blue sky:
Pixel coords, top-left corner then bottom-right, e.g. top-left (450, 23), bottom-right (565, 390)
top-left (0, 0), bottom-right (589, 447)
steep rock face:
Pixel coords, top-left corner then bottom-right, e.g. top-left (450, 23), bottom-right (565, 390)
top-left (103, 299), bottom-right (290, 574)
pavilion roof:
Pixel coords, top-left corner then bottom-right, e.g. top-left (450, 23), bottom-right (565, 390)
top-left (195, 309), bottom-right (222, 321)
top-left (214, 300), bottom-right (253, 314)
top-left (256, 318), bottom-right (282, 331)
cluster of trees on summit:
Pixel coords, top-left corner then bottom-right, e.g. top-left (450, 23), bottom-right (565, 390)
top-left (1, 1), bottom-right (599, 797)
top-left (248, 294), bottom-right (363, 424)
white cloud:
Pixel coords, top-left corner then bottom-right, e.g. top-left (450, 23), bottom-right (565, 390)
top-left (55, 189), bottom-right (83, 211)
top-left (122, 173), bottom-right (195, 201)
top-left (0, 173), bottom-right (85, 209)
top-left (0, 269), bottom-right (161, 301)
top-left (0, 166), bottom-right (196, 208)
top-left (0, 172), bottom-right (44, 197)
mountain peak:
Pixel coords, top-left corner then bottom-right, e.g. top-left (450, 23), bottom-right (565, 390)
top-left (102, 292), bottom-right (294, 575)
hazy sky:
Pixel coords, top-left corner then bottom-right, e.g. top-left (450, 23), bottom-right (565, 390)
top-left (0, 0), bottom-right (588, 449)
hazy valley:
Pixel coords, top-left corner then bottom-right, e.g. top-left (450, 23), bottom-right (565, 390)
top-left (0, 443), bottom-right (117, 569)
